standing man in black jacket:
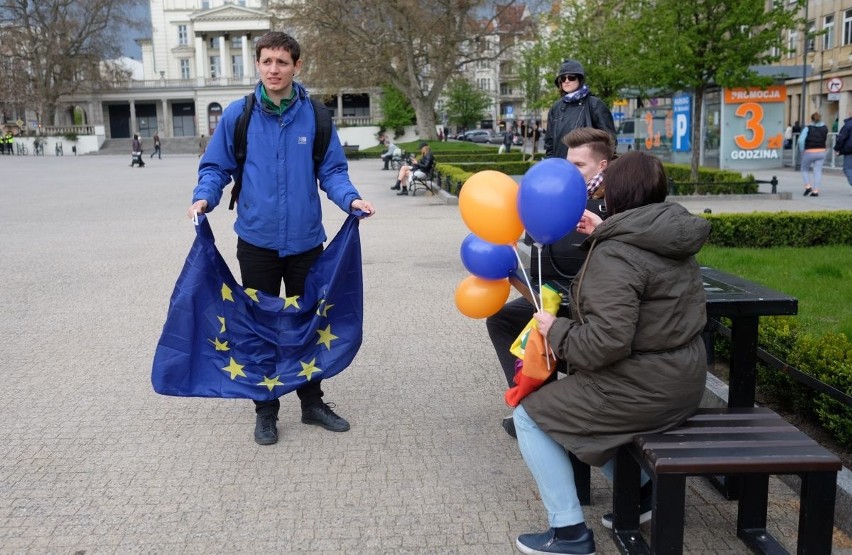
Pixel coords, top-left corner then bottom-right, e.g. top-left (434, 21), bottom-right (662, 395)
top-left (835, 112), bottom-right (852, 189)
top-left (543, 60), bottom-right (616, 160)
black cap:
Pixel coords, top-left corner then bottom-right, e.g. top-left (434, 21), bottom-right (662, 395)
top-left (554, 59), bottom-right (586, 87)
top-left (419, 141), bottom-right (429, 148)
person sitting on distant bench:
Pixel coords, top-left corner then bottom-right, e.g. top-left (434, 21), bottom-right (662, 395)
top-left (390, 142), bottom-right (434, 196)
top-left (381, 140), bottom-right (399, 170)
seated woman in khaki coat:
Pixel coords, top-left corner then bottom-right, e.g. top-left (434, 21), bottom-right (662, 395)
top-left (512, 151), bottom-right (711, 555)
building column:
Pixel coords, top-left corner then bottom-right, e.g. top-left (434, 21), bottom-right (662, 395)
top-left (130, 99), bottom-right (137, 135)
top-left (337, 93), bottom-right (343, 122)
top-left (161, 99), bottom-right (170, 138)
top-left (195, 34), bottom-right (206, 86)
top-left (242, 34), bottom-right (251, 82)
top-left (219, 35), bottom-right (230, 80)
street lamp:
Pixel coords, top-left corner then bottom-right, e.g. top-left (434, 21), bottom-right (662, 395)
top-left (800, 0), bottom-right (809, 126)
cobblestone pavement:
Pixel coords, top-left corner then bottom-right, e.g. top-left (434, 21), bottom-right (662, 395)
top-left (1, 155), bottom-right (850, 554)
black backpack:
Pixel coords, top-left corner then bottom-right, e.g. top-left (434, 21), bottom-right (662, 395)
top-left (229, 93), bottom-right (332, 210)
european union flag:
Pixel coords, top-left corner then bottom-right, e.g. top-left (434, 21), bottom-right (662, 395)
top-left (152, 214), bottom-right (363, 400)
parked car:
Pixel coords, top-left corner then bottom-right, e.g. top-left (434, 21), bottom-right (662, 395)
top-left (487, 132), bottom-right (525, 146)
top-left (465, 130), bottom-right (495, 143)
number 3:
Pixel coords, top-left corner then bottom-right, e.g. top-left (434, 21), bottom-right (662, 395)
top-left (734, 102), bottom-right (764, 149)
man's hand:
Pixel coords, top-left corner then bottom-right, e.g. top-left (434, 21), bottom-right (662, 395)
top-left (577, 209), bottom-right (603, 235)
top-left (187, 200), bottom-right (208, 219)
top-left (350, 199), bottom-right (375, 218)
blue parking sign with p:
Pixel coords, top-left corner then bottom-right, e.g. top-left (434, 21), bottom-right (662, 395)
top-left (673, 94), bottom-right (691, 152)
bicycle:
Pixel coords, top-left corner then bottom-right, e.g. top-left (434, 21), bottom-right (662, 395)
top-left (15, 143), bottom-right (28, 156)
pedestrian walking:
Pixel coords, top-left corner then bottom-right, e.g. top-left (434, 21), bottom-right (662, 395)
top-left (834, 112), bottom-right (852, 191)
top-left (130, 134), bottom-right (145, 167)
top-left (798, 111), bottom-right (826, 197)
top-left (151, 133), bottom-right (161, 159)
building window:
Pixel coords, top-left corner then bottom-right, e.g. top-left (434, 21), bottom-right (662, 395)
top-left (787, 30), bottom-right (797, 58)
top-left (232, 55), bottom-right (243, 78)
top-left (477, 78), bottom-right (491, 92)
top-left (210, 56), bottom-right (221, 78)
top-left (806, 20), bottom-right (815, 52)
top-left (824, 15), bottom-right (835, 49)
top-left (231, 36), bottom-right (241, 49)
top-left (178, 25), bottom-right (188, 46)
top-left (201, 0), bottom-right (209, 9)
top-left (180, 59), bottom-right (191, 79)
top-left (844, 9), bottom-right (852, 45)
top-left (209, 36), bottom-right (220, 49)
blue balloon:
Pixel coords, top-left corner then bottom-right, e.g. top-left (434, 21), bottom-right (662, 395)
top-left (517, 158), bottom-right (588, 245)
top-left (460, 234), bottom-right (518, 280)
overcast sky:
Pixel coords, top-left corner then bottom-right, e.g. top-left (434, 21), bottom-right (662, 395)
top-left (121, 3), bottom-right (151, 60)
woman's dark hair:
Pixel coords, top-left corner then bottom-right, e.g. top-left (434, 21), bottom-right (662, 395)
top-left (603, 151), bottom-right (668, 216)
top-left (255, 31), bottom-right (301, 62)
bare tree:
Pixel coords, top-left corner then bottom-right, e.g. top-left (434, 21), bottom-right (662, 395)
top-left (275, 0), bottom-right (534, 140)
top-left (0, 0), bottom-right (145, 127)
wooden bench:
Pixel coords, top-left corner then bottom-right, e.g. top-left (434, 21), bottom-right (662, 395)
top-left (610, 407), bottom-right (841, 554)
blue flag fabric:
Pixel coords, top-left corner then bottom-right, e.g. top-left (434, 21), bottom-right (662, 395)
top-left (152, 214), bottom-right (363, 400)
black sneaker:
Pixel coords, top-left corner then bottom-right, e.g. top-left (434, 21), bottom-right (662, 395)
top-left (502, 415), bottom-right (517, 439)
top-left (390, 184), bottom-right (401, 190)
top-left (301, 402), bottom-right (350, 432)
top-left (600, 494), bottom-right (652, 529)
top-left (397, 188), bottom-right (408, 196)
top-left (254, 412), bottom-right (279, 445)
top-left (516, 528), bottom-right (595, 555)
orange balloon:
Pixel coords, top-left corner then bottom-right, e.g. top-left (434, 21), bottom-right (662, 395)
top-left (454, 275), bottom-right (511, 319)
top-left (459, 170), bottom-right (524, 245)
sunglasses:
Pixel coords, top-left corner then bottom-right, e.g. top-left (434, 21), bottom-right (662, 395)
top-left (560, 74), bottom-right (581, 83)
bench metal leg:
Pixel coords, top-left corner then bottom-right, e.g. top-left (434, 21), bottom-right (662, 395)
top-left (736, 474), bottom-right (788, 554)
top-left (569, 452), bottom-right (591, 506)
top-left (612, 447), bottom-right (650, 554)
top-left (798, 471), bottom-right (838, 555)
top-left (651, 475), bottom-right (686, 555)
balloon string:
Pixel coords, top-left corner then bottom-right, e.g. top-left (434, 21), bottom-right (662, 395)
top-left (513, 246), bottom-right (541, 313)
top-left (534, 242), bottom-right (552, 372)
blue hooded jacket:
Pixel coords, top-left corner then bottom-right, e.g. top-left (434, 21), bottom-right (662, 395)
top-left (193, 82), bottom-right (361, 256)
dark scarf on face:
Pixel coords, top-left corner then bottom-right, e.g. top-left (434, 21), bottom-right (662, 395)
top-left (562, 84), bottom-right (590, 104)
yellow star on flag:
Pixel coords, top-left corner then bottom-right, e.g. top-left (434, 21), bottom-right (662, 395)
top-left (315, 325), bottom-right (338, 350)
top-left (221, 283), bottom-right (234, 302)
top-left (244, 288), bottom-right (259, 302)
top-left (258, 375), bottom-right (284, 391)
top-left (298, 358), bottom-right (322, 381)
top-left (317, 300), bottom-right (335, 317)
top-left (209, 337), bottom-right (230, 351)
top-left (222, 357), bottom-right (246, 380)
top-left (283, 295), bottom-right (301, 310)
top-left (218, 316), bottom-right (226, 333)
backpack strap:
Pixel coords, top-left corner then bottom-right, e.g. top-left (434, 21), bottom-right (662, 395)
top-left (229, 93), bottom-right (255, 210)
top-left (309, 96), bottom-right (332, 179)
top-left (229, 93), bottom-right (332, 210)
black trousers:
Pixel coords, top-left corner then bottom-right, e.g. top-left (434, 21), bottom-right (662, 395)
top-left (236, 238), bottom-right (324, 413)
top-left (486, 297), bottom-right (568, 387)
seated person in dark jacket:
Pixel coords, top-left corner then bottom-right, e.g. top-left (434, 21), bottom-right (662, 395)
top-left (486, 128), bottom-right (614, 433)
top-left (390, 142), bottom-right (435, 196)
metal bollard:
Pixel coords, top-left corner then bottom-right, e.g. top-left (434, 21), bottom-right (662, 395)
top-left (770, 176), bottom-right (778, 194)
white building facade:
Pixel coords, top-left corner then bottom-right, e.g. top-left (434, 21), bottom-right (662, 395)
top-left (61, 0), bottom-right (378, 140)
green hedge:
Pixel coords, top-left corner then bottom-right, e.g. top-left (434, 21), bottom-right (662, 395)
top-left (742, 318), bottom-right (852, 448)
top-left (436, 152), bottom-right (527, 162)
top-left (713, 316), bottom-right (852, 448)
top-left (434, 159), bottom-right (757, 196)
top-left (702, 212), bottom-right (852, 247)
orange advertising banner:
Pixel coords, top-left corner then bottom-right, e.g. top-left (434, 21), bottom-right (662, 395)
top-left (724, 86), bottom-right (787, 104)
